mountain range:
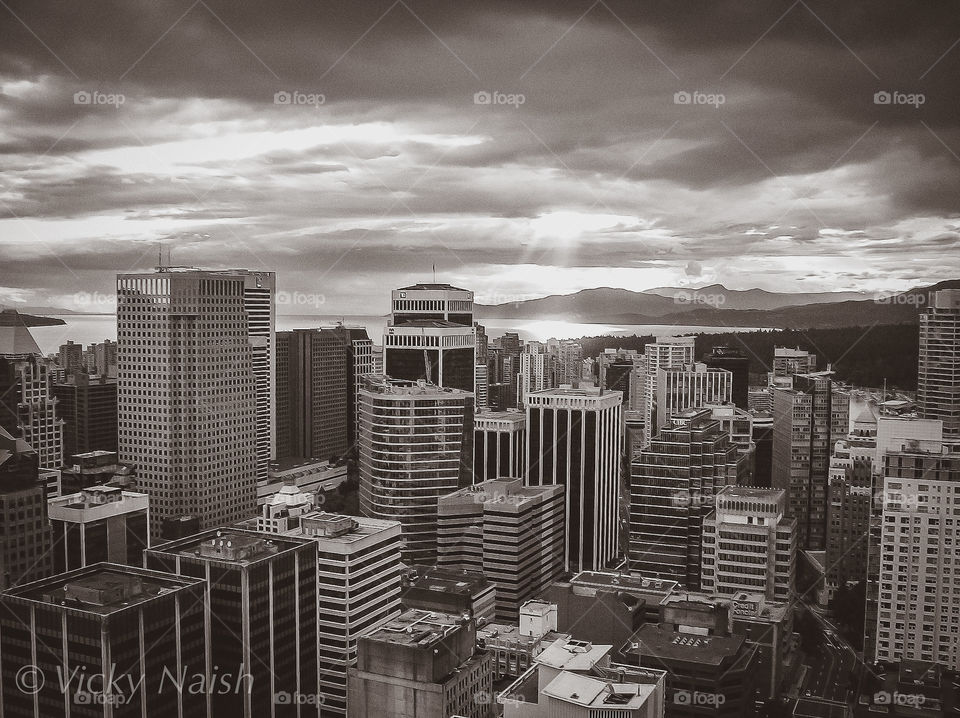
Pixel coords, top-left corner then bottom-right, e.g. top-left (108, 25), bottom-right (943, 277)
top-left (475, 280), bottom-right (960, 329)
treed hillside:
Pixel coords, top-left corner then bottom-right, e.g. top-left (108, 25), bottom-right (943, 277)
top-left (578, 324), bottom-right (919, 390)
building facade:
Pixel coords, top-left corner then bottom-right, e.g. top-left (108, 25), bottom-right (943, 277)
top-left (52, 373), bottom-right (118, 457)
top-left (918, 289), bottom-right (960, 441)
top-left (473, 409), bottom-right (525, 482)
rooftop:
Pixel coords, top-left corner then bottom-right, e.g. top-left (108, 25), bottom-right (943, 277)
top-left (398, 283), bottom-right (468, 292)
top-left (0, 312), bottom-right (42, 356)
top-left (148, 528), bottom-right (308, 565)
top-left (363, 609), bottom-right (467, 648)
top-left (536, 637), bottom-right (610, 671)
top-left (403, 565), bottom-right (492, 595)
top-left (541, 672), bottom-right (657, 710)
top-left (570, 571), bottom-right (679, 596)
top-left (716, 485), bottom-right (784, 500)
top-left (390, 319), bottom-right (464, 328)
top-left (4, 564), bottom-right (199, 616)
top-left (629, 623), bottom-right (747, 666)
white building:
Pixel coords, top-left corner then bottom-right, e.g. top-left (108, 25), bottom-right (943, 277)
top-left (654, 363), bottom-right (732, 432)
top-left (642, 336), bottom-right (695, 444)
top-left (918, 289), bottom-right (960, 442)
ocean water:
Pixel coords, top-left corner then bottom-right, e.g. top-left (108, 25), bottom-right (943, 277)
top-left (29, 313), bottom-right (769, 356)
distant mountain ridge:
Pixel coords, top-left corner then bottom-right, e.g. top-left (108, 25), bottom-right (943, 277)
top-left (475, 280), bottom-right (960, 329)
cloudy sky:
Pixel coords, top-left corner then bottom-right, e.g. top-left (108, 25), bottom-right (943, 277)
top-left (1, 0), bottom-right (958, 314)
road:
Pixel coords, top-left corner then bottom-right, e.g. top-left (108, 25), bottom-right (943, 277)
top-left (800, 602), bottom-right (858, 704)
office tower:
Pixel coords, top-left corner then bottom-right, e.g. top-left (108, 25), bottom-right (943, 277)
top-left (703, 346), bottom-right (749, 409)
top-left (473, 409), bottom-right (525, 482)
top-left (824, 440), bottom-right (873, 599)
top-left (239, 271), bottom-right (277, 482)
top-left (48, 485), bottom-right (149, 572)
top-left (771, 346), bottom-right (817, 382)
top-left (51, 373), bottom-right (118, 457)
top-left (705, 403), bottom-right (754, 458)
top-left (500, 636), bottom-right (666, 718)
top-left (556, 340), bottom-right (583, 386)
top-left (701, 486), bottom-right (797, 601)
top-left (0, 564), bottom-right (207, 718)
top-left (748, 387), bottom-right (773, 413)
top-left (400, 565), bottom-right (496, 620)
top-left (629, 408), bottom-right (739, 588)
top-left (475, 361), bottom-right (489, 409)
top-left (0, 312), bottom-right (63, 468)
top-left (918, 288), bottom-right (960, 440)
top-left (347, 609), bottom-right (491, 718)
top-left (247, 510), bottom-right (402, 717)
top-left (332, 325), bottom-right (374, 446)
top-left (276, 328), bottom-right (349, 462)
top-left (517, 345), bottom-right (555, 406)
top-left (654, 362), bottom-right (732, 432)
top-left (145, 528), bottom-right (320, 717)
top-left (475, 322), bottom-right (488, 365)
top-left (252, 479), bottom-right (318, 532)
top-left (494, 332), bottom-right (522, 408)
top-left (0, 428), bottom-right (52, 590)
top-left (117, 269), bottom-right (259, 537)
top-left (641, 336), bottom-right (696, 443)
top-left (772, 371), bottom-right (849, 550)
top-left (874, 449), bottom-right (960, 669)
top-left (526, 388), bottom-right (622, 573)
top-left (751, 412), bottom-right (774, 487)
top-left (57, 340), bottom-right (84, 375)
top-left (90, 339), bottom-right (118, 377)
top-left (383, 283), bottom-right (476, 391)
top-left (358, 376), bottom-right (473, 564)
top-left (436, 478), bottom-right (565, 620)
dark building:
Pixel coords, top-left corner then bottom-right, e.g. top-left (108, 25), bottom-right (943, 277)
top-left (52, 373), bottom-right (118, 457)
top-left (400, 565), bottom-right (496, 620)
top-left (604, 361), bottom-right (634, 402)
top-left (145, 528), bottom-right (320, 717)
top-left (275, 328), bottom-right (349, 462)
top-left (59, 450), bottom-right (135, 494)
top-left (703, 346), bottom-right (750, 410)
top-left (48, 485), bottom-right (150, 572)
top-left (750, 413), bottom-right (773, 487)
top-left (0, 428), bottom-right (52, 591)
top-left (0, 564), bottom-right (207, 718)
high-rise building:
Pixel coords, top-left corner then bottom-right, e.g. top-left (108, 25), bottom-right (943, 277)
top-left (0, 311), bottom-right (63, 469)
top-left (0, 427), bottom-right (52, 590)
top-left (145, 528), bottom-right (320, 717)
top-left (347, 609), bottom-right (492, 718)
top-left (641, 336), bottom-right (696, 444)
top-left (0, 564), bottom-right (207, 718)
top-left (48, 485), bottom-right (149, 572)
top-left (474, 361), bottom-right (489, 409)
top-left (57, 340), bottom-right (84, 375)
top-left (703, 346), bottom-right (750, 410)
top-left (400, 565), bottom-right (496, 620)
top-left (383, 283), bottom-right (476, 391)
top-left (772, 371), bottom-right (849, 550)
top-left (874, 449), bottom-right (960, 669)
top-left (244, 509), bottom-right (403, 717)
top-left (240, 271), bottom-right (277, 482)
top-left (555, 340), bottom-right (583, 386)
top-left (629, 408), bottom-right (739, 588)
top-left (918, 288), bottom-right (960, 441)
top-left (275, 328), bottom-right (349, 462)
top-left (701, 486), bottom-right (797, 602)
top-left (525, 388), bottom-right (622, 573)
top-left (770, 346), bottom-right (817, 384)
top-left (117, 269), bottom-right (260, 537)
top-left (358, 376), bottom-right (473, 564)
top-left (334, 325), bottom-right (374, 446)
top-left (654, 362), bottom-right (732, 432)
top-left (517, 345), bottom-right (555, 406)
top-left (90, 339), bottom-right (118, 377)
top-left (51, 373), bottom-right (118, 457)
top-left (499, 636), bottom-right (666, 718)
top-left (825, 439), bottom-right (874, 599)
top-left (437, 478), bottom-right (565, 620)
top-left (473, 409), bottom-right (525, 482)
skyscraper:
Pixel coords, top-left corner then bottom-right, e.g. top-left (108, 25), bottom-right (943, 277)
top-left (382, 283), bottom-right (476, 391)
top-left (240, 270), bottom-right (277, 482)
top-left (874, 449), bottom-right (960, 669)
top-left (473, 409), bottom-right (525, 482)
top-left (770, 346), bottom-right (817, 384)
top-left (0, 564), bottom-right (207, 718)
top-left (701, 485), bottom-right (797, 602)
top-left (525, 388), bottom-right (622, 572)
top-left (51, 373), bottom-right (118, 457)
top-left (517, 344), bottom-right (555, 406)
top-left (772, 371), bottom-right (849, 550)
top-left (825, 438), bottom-right (874, 600)
top-left (145, 528), bottom-right (320, 717)
top-left (0, 311), bottom-right (63, 469)
top-left (358, 376), bottom-right (474, 564)
top-left (641, 335), bottom-right (695, 444)
top-left (703, 346), bottom-right (750, 409)
top-left (0, 427), bottom-right (52, 590)
top-left (436, 477), bottom-right (565, 620)
top-left (117, 269), bottom-right (259, 536)
top-left (918, 288), bottom-right (960, 441)
top-left (275, 328), bottom-right (349, 461)
top-left (629, 408), bottom-right (739, 588)
top-left (57, 340), bottom-right (84, 375)
top-left (48, 485), bottom-right (150, 572)
top-left (338, 325), bottom-right (374, 445)
top-left (654, 362), bottom-right (732, 432)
